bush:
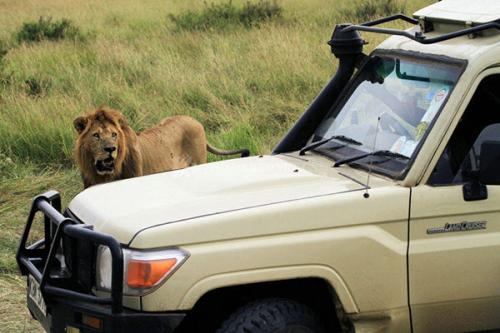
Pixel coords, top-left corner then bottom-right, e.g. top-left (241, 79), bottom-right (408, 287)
top-left (341, 0), bottom-right (406, 22)
top-left (16, 16), bottom-right (84, 43)
top-left (169, 0), bottom-right (283, 31)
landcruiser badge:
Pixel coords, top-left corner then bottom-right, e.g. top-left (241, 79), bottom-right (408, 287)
top-left (427, 221), bottom-right (487, 235)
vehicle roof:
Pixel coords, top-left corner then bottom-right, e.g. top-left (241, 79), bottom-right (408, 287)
top-left (376, 0), bottom-right (500, 70)
top-left (377, 0), bottom-right (500, 69)
top-left (414, 0), bottom-right (500, 24)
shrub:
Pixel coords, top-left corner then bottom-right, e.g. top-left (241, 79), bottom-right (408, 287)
top-left (16, 17), bottom-right (84, 43)
top-left (169, 0), bottom-right (283, 31)
top-left (239, 0), bottom-right (282, 27)
top-left (341, 0), bottom-right (406, 22)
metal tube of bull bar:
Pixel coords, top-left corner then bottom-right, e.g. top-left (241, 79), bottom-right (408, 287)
top-left (16, 191), bottom-right (124, 314)
top-left (64, 224), bottom-right (124, 313)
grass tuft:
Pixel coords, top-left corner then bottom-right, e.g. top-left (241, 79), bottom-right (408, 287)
top-left (169, 0), bottom-right (283, 31)
top-left (0, 40), bottom-right (9, 65)
top-left (0, 152), bottom-right (16, 180)
top-left (24, 77), bottom-right (51, 97)
top-left (16, 16), bottom-right (85, 43)
top-left (341, 0), bottom-right (406, 22)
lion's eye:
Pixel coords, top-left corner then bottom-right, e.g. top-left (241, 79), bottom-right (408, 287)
top-left (93, 133), bottom-right (100, 139)
top-left (112, 132), bottom-right (117, 138)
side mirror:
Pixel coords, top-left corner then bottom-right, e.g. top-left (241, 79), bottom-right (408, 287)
top-left (463, 171), bottom-right (487, 201)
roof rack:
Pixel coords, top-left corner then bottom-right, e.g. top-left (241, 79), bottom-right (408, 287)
top-left (342, 14), bottom-right (500, 45)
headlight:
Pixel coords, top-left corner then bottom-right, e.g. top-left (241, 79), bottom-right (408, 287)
top-left (96, 246), bottom-right (189, 296)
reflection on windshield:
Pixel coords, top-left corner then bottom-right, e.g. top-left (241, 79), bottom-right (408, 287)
top-left (314, 54), bottom-right (462, 175)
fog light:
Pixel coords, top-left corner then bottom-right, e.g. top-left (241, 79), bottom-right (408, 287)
top-left (82, 314), bottom-right (103, 330)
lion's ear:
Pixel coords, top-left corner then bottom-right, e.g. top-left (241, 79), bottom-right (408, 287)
top-left (110, 111), bottom-right (129, 128)
top-left (73, 116), bottom-right (88, 134)
top-left (118, 115), bottom-right (129, 128)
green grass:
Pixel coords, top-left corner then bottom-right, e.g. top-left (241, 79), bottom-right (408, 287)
top-left (0, 0), bottom-right (432, 331)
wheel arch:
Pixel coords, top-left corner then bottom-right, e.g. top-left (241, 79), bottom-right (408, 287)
top-left (176, 265), bottom-right (357, 332)
top-left (179, 264), bottom-right (357, 312)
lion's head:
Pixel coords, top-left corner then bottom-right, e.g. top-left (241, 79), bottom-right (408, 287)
top-left (73, 107), bottom-right (133, 186)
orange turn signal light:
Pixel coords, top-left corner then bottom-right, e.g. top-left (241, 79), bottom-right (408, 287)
top-left (126, 258), bottom-right (177, 288)
top-left (82, 314), bottom-right (102, 330)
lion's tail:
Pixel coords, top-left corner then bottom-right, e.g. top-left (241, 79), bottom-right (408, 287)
top-left (207, 143), bottom-right (250, 158)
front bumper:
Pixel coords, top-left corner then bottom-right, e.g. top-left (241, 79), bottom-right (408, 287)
top-left (18, 191), bottom-right (186, 333)
top-left (29, 294), bottom-right (185, 333)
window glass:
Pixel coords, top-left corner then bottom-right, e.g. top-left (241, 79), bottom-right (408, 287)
top-left (429, 75), bottom-right (500, 185)
top-left (314, 54), bottom-right (463, 177)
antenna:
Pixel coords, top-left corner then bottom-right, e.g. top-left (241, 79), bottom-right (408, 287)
top-left (364, 116), bottom-right (381, 198)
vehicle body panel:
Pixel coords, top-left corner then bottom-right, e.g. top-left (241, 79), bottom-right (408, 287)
top-left (408, 66), bottom-right (500, 332)
top-left (69, 155), bottom-right (367, 244)
top-left (410, 185), bottom-right (500, 332)
top-left (69, 151), bottom-right (411, 317)
top-left (134, 166), bottom-right (410, 315)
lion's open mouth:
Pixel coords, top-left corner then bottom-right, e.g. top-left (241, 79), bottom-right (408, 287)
top-left (95, 157), bottom-right (115, 175)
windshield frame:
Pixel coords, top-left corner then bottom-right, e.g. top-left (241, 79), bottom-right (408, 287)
top-left (312, 49), bottom-right (467, 180)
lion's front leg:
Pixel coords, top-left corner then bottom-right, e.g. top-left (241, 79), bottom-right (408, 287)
top-left (121, 146), bottom-right (143, 179)
top-left (82, 176), bottom-right (92, 189)
top-left (126, 161), bottom-right (143, 178)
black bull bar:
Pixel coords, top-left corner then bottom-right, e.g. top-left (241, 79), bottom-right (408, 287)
top-left (16, 190), bottom-right (124, 314)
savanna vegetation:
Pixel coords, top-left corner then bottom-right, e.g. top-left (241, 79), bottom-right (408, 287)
top-left (0, 0), bottom-right (431, 331)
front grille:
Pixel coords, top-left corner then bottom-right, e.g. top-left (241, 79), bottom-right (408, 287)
top-left (62, 210), bottom-right (96, 293)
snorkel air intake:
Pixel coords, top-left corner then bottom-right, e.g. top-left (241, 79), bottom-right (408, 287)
top-left (328, 23), bottom-right (366, 56)
top-left (273, 24), bottom-right (365, 153)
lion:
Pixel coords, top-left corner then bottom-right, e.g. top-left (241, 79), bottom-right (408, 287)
top-left (73, 107), bottom-right (249, 188)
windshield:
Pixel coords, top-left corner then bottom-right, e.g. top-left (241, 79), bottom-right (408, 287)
top-left (314, 53), bottom-right (464, 177)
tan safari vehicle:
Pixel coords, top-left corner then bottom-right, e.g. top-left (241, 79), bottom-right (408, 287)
top-left (16, 0), bottom-right (500, 332)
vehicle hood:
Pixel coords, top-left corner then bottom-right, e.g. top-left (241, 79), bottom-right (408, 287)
top-left (68, 155), bottom-right (368, 244)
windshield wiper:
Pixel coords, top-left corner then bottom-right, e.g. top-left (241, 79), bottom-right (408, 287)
top-left (333, 150), bottom-right (410, 167)
top-left (299, 135), bottom-right (362, 156)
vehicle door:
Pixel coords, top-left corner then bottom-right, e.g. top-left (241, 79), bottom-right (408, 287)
top-left (409, 70), bottom-right (500, 332)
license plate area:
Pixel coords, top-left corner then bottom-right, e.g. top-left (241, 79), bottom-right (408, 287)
top-left (28, 274), bottom-right (47, 317)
